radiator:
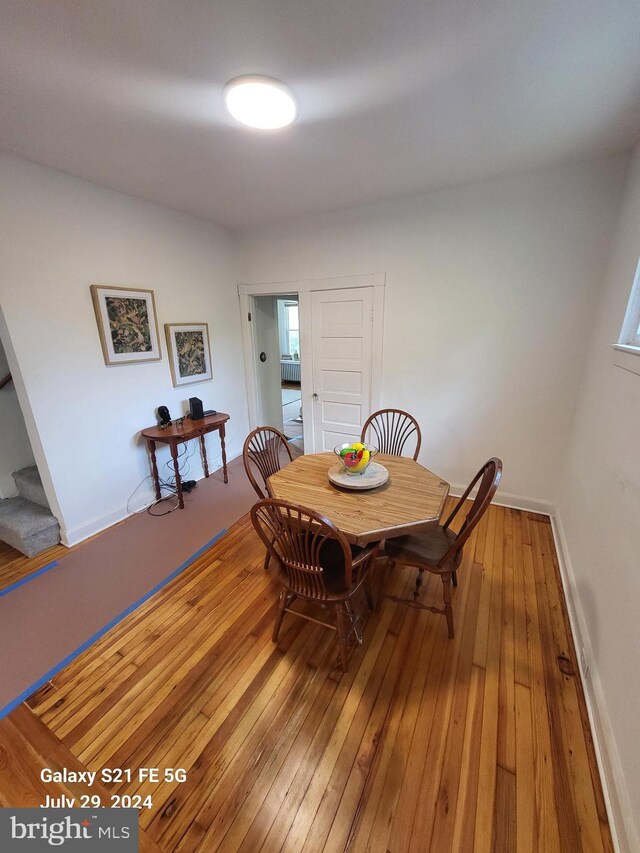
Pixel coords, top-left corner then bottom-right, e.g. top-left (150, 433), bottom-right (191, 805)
top-left (280, 360), bottom-right (301, 383)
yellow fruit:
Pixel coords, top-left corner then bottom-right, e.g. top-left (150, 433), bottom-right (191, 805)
top-left (351, 449), bottom-right (370, 472)
top-left (352, 442), bottom-right (365, 451)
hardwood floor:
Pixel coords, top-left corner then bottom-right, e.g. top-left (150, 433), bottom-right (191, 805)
top-left (0, 502), bottom-right (612, 851)
top-left (0, 537), bottom-right (67, 593)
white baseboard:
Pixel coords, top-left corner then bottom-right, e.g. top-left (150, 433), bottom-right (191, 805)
top-left (61, 504), bottom-right (131, 547)
top-left (448, 483), bottom-right (554, 516)
top-left (549, 511), bottom-right (638, 853)
top-left (61, 448), bottom-right (242, 547)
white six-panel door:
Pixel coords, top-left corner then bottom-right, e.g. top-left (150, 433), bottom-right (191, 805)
top-left (311, 287), bottom-right (374, 452)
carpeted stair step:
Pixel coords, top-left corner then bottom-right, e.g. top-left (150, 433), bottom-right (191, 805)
top-left (12, 466), bottom-right (49, 509)
top-left (0, 497), bottom-right (60, 558)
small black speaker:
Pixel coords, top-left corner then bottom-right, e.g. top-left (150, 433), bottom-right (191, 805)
top-left (189, 397), bottom-right (204, 420)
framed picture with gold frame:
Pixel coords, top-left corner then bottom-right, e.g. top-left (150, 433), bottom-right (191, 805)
top-left (91, 285), bottom-right (162, 365)
top-left (165, 322), bottom-right (213, 387)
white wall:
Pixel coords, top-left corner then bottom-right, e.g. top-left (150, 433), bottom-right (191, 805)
top-left (238, 157), bottom-right (628, 505)
top-left (556, 145), bottom-right (640, 852)
top-left (0, 153), bottom-right (248, 544)
top-left (0, 333), bottom-right (36, 498)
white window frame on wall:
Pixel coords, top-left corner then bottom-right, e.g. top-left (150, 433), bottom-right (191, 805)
top-left (613, 257), bottom-right (640, 376)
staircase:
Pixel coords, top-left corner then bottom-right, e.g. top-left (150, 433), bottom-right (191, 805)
top-left (0, 466), bottom-right (60, 557)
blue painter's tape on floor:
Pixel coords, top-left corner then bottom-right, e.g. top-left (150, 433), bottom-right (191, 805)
top-left (0, 560), bottom-right (59, 599)
top-left (0, 528), bottom-right (228, 720)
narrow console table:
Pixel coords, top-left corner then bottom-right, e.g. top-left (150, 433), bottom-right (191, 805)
top-left (141, 412), bottom-right (230, 509)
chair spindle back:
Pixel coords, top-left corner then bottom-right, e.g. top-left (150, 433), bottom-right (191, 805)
top-left (251, 499), bottom-right (354, 599)
top-left (440, 457), bottom-right (502, 564)
top-left (243, 426), bottom-right (293, 499)
top-left (361, 409), bottom-right (422, 460)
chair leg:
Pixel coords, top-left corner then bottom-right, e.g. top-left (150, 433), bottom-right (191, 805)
top-left (272, 590), bottom-right (288, 642)
top-left (263, 551), bottom-right (271, 571)
top-left (451, 570), bottom-right (458, 587)
top-left (441, 574), bottom-right (455, 639)
top-left (364, 580), bottom-right (374, 612)
top-left (335, 604), bottom-right (350, 673)
top-left (376, 558), bottom-right (395, 611)
top-left (413, 567), bottom-right (424, 600)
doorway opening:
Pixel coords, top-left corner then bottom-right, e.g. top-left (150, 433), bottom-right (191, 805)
top-left (239, 273), bottom-right (384, 455)
top-left (252, 294), bottom-right (304, 456)
top-left (278, 297), bottom-right (303, 454)
top-left (0, 305), bottom-right (61, 560)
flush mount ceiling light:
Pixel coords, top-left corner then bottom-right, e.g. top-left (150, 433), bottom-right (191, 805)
top-left (223, 75), bottom-right (297, 129)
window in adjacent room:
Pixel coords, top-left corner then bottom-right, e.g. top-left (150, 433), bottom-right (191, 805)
top-left (286, 302), bottom-right (300, 357)
top-left (613, 257), bottom-right (640, 375)
top-left (618, 258), bottom-right (640, 349)
top-left (278, 298), bottom-right (300, 357)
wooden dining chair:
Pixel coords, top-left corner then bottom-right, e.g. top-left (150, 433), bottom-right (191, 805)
top-left (243, 426), bottom-right (293, 499)
top-left (251, 498), bottom-right (379, 672)
top-left (384, 457), bottom-right (502, 638)
top-left (243, 426), bottom-right (294, 571)
top-left (361, 409), bottom-right (422, 460)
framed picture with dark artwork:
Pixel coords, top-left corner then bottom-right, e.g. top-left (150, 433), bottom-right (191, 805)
top-left (91, 285), bottom-right (162, 365)
top-left (165, 322), bottom-right (213, 387)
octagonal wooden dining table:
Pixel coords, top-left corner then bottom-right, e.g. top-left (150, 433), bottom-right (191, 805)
top-left (267, 452), bottom-right (450, 546)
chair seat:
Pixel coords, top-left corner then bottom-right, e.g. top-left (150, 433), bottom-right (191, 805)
top-left (276, 539), bottom-right (373, 598)
top-left (385, 525), bottom-right (461, 571)
top-left (383, 457), bottom-right (502, 641)
top-left (252, 497), bottom-right (380, 673)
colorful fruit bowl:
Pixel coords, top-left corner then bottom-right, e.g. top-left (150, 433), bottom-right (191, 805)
top-left (333, 442), bottom-right (379, 475)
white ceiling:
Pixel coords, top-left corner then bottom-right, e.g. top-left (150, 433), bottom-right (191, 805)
top-left (1, 0), bottom-right (639, 229)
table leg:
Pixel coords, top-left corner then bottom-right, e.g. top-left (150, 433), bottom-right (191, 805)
top-left (200, 434), bottom-right (209, 478)
top-left (148, 440), bottom-right (161, 501)
top-left (220, 424), bottom-right (228, 484)
top-left (171, 442), bottom-right (184, 509)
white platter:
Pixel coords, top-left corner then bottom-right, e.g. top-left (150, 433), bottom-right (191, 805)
top-left (328, 461), bottom-right (389, 490)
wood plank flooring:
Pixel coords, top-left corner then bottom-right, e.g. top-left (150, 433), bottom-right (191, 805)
top-left (0, 537), bottom-right (67, 593)
top-left (0, 502), bottom-right (612, 852)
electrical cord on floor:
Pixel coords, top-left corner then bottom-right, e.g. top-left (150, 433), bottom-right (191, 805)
top-left (146, 488), bottom-right (180, 516)
top-left (126, 475), bottom-right (180, 516)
